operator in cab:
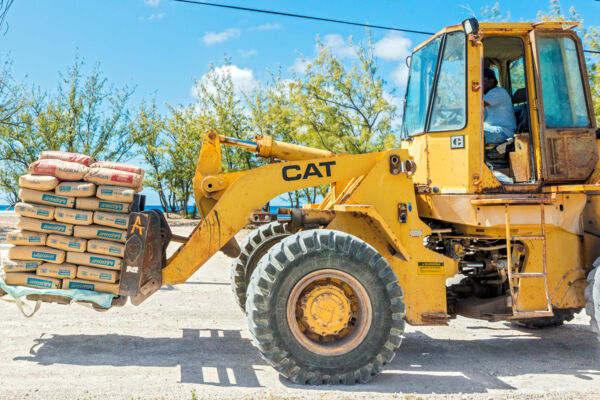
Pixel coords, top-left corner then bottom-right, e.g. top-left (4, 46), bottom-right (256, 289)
top-left (483, 68), bottom-right (516, 144)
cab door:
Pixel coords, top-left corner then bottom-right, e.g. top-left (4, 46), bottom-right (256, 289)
top-left (529, 30), bottom-right (598, 182)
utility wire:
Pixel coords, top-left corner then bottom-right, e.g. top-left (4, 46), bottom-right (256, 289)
top-left (173, 0), bottom-right (435, 36)
top-left (174, 0), bottom-right (600, 55)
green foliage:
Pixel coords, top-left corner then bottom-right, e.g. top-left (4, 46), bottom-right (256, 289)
top-left (0, 57), bottom-right (135, 205)
top-left (290, 36), bottom-right (398, 155)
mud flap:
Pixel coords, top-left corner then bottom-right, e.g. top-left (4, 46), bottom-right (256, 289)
top-left (119, 210), bottom-right (171, 305)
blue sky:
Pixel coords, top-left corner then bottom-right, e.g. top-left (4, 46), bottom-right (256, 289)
top-left (1, 0), bottom-right (598, 205)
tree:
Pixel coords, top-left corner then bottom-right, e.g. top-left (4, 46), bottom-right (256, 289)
top-left (290, 36), bottom-right (398, 156)
top-left (0, 58), bottom-right (136, 204)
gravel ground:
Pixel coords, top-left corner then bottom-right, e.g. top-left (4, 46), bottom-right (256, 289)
top-left (0, 213), bottom-right (599, 400)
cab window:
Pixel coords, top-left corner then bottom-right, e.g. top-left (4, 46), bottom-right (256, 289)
top-left (403, 36), bottom-right (442, 136)
top-left (537, 36), bottom-right (590, 128)
top-left (429, 32), bottom-right (466, 132)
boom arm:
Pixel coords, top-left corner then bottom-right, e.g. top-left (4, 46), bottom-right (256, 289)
top-left (161, 131), bottom-right (385, 285)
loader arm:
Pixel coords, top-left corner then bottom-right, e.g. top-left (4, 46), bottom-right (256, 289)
top-left (162, 131), bottom-right (392, 285)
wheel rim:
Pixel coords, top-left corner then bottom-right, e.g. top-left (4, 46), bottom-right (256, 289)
top-left (287, 269), bottom-right (372, 356)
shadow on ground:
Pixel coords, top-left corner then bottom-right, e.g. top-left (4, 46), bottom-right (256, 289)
top-left (14, 323), bottom-right (600, 393)
top-left (15, 329), bottom-right (266, 387)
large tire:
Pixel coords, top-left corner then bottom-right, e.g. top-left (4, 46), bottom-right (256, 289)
top-left (246, 229), bottom-right (406, 385)
top-left (230, 222), bottom-right (292, 311)
top-left (585, 259), bottom-right (600, 339)
top-left (511, 308), bottom-right (580, 329)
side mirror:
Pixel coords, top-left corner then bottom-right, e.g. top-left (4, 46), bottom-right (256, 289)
top-left (462, 18), bottom-right (480, 36)
top-left (405, 55), bottom-right (412, 68)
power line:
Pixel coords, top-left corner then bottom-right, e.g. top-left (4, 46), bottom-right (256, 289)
top-left (173, 0), bottom-right (435, 36)
top-left (174, 0), bottom-right (600, 55)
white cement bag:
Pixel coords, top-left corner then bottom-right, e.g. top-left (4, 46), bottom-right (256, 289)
top-left (73, 225), bottom-right (127, 243)
top-left (36, 262), bottom-right (77, 279)
top-left (19, 188), bottom-right (75, 208)
top-left (62, 278), bottom-right (119, 295)
top-left (66, 252), bottom-right (122, 270)
top-left (90, 160), bottom-right (144, 177)
top-left (54, 207), bottom-right (93, 225)
top-left (14, 202), bottom-right (55, 220)
top-left (18, 216), bottom-right (73, 236)
top-left (6, 230), bottom-right (47, 246)
top-left (96, 185), bottom-right (135, 203)
top-left (4, 272), bottom-right (61, 289)
top-left (28, 159), bottom-right (88, 180)
top-left (76, 197), bottom-right (130, 213)
top-left (46, 234), bottom-right (86, 253)
top-left (18, 174), bottom-right (59, 191)
top-left (77, 266), bottom-right (119, 283)
top-left (2, 259), bottom-right (39, 272)
top-left (39, 150), bottom-right (96, 166)
top-left (86, 239), bottom-right (125, 257)
top-left (55, 181), bottom-right (96, 197)
top-left (84, 168), bottom-right (142, 188)
top-left (93, 211), bottom-right (129, 229)
top-left (8, 245), bottom-right (65, 264)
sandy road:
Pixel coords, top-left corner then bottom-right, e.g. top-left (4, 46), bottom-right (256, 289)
top-left (0, 216), bottom-right (599, 399)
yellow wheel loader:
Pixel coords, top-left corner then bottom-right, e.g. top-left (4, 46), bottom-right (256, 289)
top-left (7, 19), bottom-right (600, 384)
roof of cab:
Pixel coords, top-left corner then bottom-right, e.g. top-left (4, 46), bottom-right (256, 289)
top-left (413, 21), bottom-right (579, 52)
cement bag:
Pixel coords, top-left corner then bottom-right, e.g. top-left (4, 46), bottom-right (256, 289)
top-left (93, 211), bottom-right (129, 229)
top-left (76, 197), bottom-right (130, 213)
top-left (19, 188), bottom-right (75, 208)
top-left (87, 239), bottom-right (125, 257)
top-left (84, 168), bottom-right (142, 188)
top-left (6, 230), bottom-right (47, 246)
top-left (73, 225), bottom-right (127, 243)
top-left (66, 252), bottom-right (122, 270)
top-left (96, 185), bottom-right (135, 203)
top-left (36, 262), bottom-right (77, 279)
top-left (18, 216), bottom-right (73, 236)
top-left (28, 159), bottom-right (88, 180)
top-left (2, 259), bottom-right (39, 272)
top-left (55, 181), bottom-right (96, 197)
top-left (19, 174), bottom-right (59, 191)
top-left (46, 234), bottom-right (86, 253)
top-left (39, 150), bottom-right (96, 166)
top-left (62, 278), bottom-right (119, 295)
top-left (8, 245), bottom-right (65, 264)
top-left (54, 207), bottom-right (93, 225)
top-left (4, 272), bottom-right (61, 289)
top-left (90, 160), bottom-right (144, 177)
top-left (14, 202), bottom-right (55, 220)
top-left (77, 266), bottom-right (119, 283)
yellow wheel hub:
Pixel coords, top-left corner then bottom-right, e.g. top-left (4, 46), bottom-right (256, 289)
top-left (300, 283), bottom-right (354, 336)
top-left (287, 269), bottom-right (372, 356)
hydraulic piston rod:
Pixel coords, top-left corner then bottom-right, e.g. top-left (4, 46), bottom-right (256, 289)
top-left (219, 135), bottom-right (335, 161)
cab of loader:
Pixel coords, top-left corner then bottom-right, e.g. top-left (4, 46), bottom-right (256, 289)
top-left (401, 20), bottom-right (598, 193)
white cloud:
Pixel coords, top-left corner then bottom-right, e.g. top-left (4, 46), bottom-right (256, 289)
top-left (322, 34), bottom-right (358, 58)
top-left (255, 23), bottom-right (282, 31)
top-left (374, 33), bottom-right (412, 61)
top-left (145, 0), bottom-right (161, 7)
top-left (291, 57), bottom-right (310, 74)
top-left (391, 64), bottom-right (409, 87)
top-left (191, 65), bottom-right (257, 98)
top-left (238, 49), bottom-right (258, 57)
top-left (147, 13), bottom-right (164, 21)
top-left (201, 28), bottom-right (241, 45)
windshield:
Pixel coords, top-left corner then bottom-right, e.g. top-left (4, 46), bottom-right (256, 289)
top-left (403, 36), bottom-right (442, 136)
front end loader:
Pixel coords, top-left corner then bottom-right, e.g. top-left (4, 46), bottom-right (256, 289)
top-left (6, 19), bottom-right (600, 385)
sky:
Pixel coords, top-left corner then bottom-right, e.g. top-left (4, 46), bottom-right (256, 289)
top-left (1, 0), bottom-right (599, 205)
